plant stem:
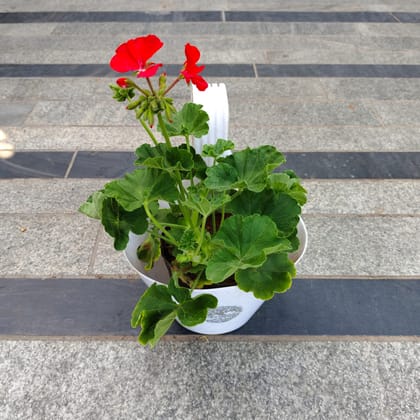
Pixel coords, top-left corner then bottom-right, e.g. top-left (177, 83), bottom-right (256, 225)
top-left (163, 76), bottom-right (181, 96)
top-left (157, 113), bottom-right (172, 147)
top-left (139, 118), bottom-right (159, 146)
top-left (191, 267), bottom-right (205, 290)
top-left (146, 77), bottom-right (157, 96)
top-left (130, 81), bottom-right (150, 97)
top-left (144, 202), bottom-right (178, 245)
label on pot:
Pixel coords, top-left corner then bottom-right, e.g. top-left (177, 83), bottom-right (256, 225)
top-left (206, 306), bottom-right (242, 323)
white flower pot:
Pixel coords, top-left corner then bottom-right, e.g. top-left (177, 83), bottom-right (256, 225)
top-left (125, 218), bottom-right (308, 335)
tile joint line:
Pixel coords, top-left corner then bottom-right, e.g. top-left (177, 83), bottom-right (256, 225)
top-left (390, 12), bottom-right (401, 23)
top-left (64, 150), bottom-right (78, 179)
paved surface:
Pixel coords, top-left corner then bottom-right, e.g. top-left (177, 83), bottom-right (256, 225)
top-left (1, 1), bottom-right (420, 419)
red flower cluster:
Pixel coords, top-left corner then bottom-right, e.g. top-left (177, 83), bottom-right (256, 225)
top-left (110, 34), bottom-right (208, 91)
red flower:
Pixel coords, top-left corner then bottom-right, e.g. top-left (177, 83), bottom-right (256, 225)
top-left (181, 43), bottom-right (208, 91)
top-left (116, 77), bottom-right (128, 88)
top-left (110, 34), bottom-right (163, 78)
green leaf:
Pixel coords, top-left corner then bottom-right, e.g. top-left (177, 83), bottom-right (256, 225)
top-left (202, 139), bottom-right (235, 159)
top-left (168, 276), bottom-right (191, 304)
top-left (204, 163), bottom-right (239, 191)
top-left (182, 184), bottom-right (231, 217)
top-left (180, 144), bottom-right (208, 180)
top-left (79, 190), bottom-right (105, 219)
top-left (135, 143), bottom-right (166, 165)
top-left (138, 309), bottom-right (177, 348)
top-left (178, 294), bottom-right (218, 326)
top-left (131, 284), bottom-right (178, 328)
top-left (206, 215), bottom-right (292, 283)
top-left (235, 253), bottom-right (295, 300)
top-left (269, 171), bottom-right (307, 205)
top-left (161, 103), bottom-right (209, 138)
top-left (131, 280), bottom-right (217, 347)
top-left (101, 198), bottom-right (148, 250)
top-left (227, 190), bottom-right (301, 237)
top-left (104, 168), bottom-right (178, 211)
top-left (205, 146), bottom-right (285, 193)
top-left (136, 143), bottom-right (196, 176)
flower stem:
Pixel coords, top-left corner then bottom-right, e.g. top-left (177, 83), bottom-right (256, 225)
top-left (163, 76), bottom-right (181, 96)
top-left (139, 118), bottom-right (159, 146)
top-left (146, 77), bottom-right (157, 96)
top-left (130, 81), bottom-right (150, 97)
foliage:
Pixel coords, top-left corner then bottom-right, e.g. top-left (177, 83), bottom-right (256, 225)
top-left (79, 34), bottom-right (306, 347)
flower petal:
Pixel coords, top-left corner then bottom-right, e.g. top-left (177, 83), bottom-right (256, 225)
top-left (184, 43), bottom-right (201, 65)
top-left (110, 34), bottom-right (164, 74)
top-left (136, 63), bottom-right (163, 78)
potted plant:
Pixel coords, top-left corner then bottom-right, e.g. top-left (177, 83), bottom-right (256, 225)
top-left (80, 34), bottom-right (307, 347)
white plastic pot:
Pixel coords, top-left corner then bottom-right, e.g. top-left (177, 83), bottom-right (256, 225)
top-left (125, 218), bottom-right (308, 335)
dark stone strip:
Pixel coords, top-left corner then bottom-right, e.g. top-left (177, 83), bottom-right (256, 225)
top-left (256, 64), bottom-right (420, 78)
top-left (0, 64), bottom-right (255, 78)
top-left (0, 152), bottom-right (73, 179)
top-left (2, 152), bottom-right (419, 179)
top-left (69, 151), bottom-right (137, 179)
top-left (3, 64), bottom-right (420, 78)
top-left (281, 152), bottom-right (420, 179)
top-left (225, 11), bottom-right (398, 22)
top-left (392, 12), bottom-right (420, 23)
top-left (68, 152), bottom-right (419, 179)
top-left (0, 11), bottom-right (222, 23)
top-left (0, 278), bottom-right (418, 337)
top-left (0, 11), bottom-right (405, 24)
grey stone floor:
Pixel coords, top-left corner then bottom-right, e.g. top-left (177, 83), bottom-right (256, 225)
top-left (1, 1), bottom-right (420, 419)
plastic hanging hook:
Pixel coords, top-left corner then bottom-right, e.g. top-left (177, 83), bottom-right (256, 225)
top-left (192, 83), bottom-right (229, 163)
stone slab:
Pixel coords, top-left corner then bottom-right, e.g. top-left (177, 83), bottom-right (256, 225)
top-left (0, 340), bottom-right (419, 419)
top-left (303, 180), bottom-right (420, 216)
top-left (93, 214), bottom-right (420, 278)
top-left (0, 179), bottom-right (107, 213)
top-left (1, 178), bottom-right (418, 216)
top-left (22, 98), bottom-right (380, 127)
top-left (0, 103), bottom-right (34, 126)
top-left (0, 77), bottom-right (327, 101)
top-left (231, 100), bottom-right (379, 126)
top-left (321, 77), bottom-right (420, 100)
top-left (229, 125), bottom-right (420, 152)
top-left (2, 126), bottom-right (152, 151)
top-left (298, 215), bottom-right (420, 277)
top-left (52, 21), bottom-right (294, 36)
top-left (6, 125), bottom-right (420, 152)
top-left (0, 214), bottom-right (98, 277)
top-left (369, 100), bottom-right (420, 126)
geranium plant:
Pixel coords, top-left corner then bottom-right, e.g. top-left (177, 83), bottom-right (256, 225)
top-left (80, 34), bottom-right (306, 347)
